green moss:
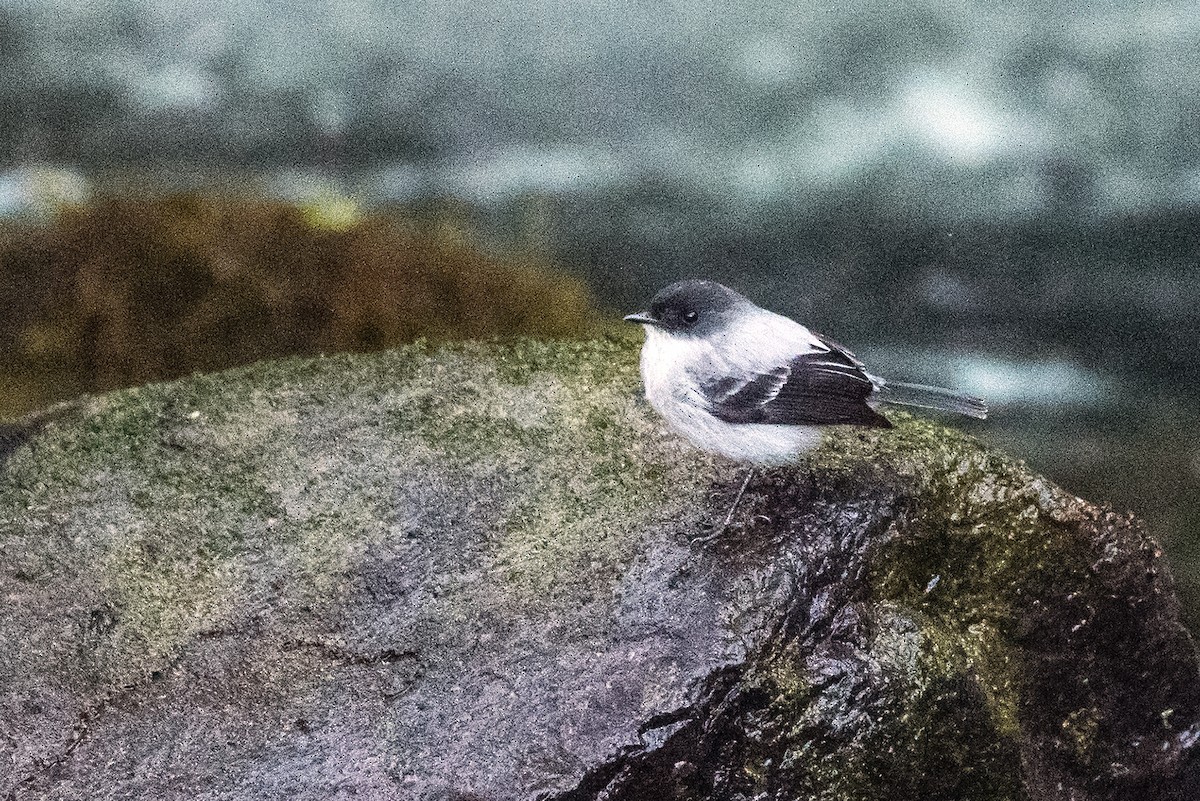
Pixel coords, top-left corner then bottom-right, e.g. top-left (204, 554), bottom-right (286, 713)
top-left (752, 649), bottom-right (816, 733)
top-left (814, 412), bottom-right (1092, 789)
top-left (892, 615), bottom-right (1019, 748)
top-left (99, 524), bottom-right (244, 665)
top-left (0, 335), bottom-right (707, 638)
top-left (309, 335), bottom-right (710, 609)
top-left (686, 417), bottom-right (1059, 799)
top-left (737, 605), bottom-right (1023, 801)
top-left (810, 410), bottom-right (991, 477)
top-left (401, 336), bottom-right (714, 606)
top-left (0, 354), bottom-right (392, 663)
top-left (1061, 706), bottom-right (1101, 762)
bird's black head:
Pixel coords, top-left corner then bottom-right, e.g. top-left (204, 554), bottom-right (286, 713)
top-left (624, 279), bottom-right (747, 336)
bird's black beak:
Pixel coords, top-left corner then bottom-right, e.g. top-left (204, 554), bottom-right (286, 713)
top-left (623, 311), bottom-right (660, 326)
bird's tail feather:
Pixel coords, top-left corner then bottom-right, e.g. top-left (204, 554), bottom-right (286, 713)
top-left (874, 379), bottom-right (988, 419)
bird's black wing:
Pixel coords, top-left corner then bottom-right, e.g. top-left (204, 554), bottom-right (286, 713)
top-left (701, 342), bottom-right (892, 428)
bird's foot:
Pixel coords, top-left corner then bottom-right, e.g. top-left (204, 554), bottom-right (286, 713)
top-left (691, 468), bottom-right (755, 547)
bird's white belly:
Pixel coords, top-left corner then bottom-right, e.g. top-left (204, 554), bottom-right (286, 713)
top-left (656, 403), bottom-right (822, 463)
top-left (638, 327), bottom-right (823, 464)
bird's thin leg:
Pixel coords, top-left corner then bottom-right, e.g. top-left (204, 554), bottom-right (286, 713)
top-left (721, 467), bottom-right (755, 533)
top-left (692, 468), bottom-right (755, 547)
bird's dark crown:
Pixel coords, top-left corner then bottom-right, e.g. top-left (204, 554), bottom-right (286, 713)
top-left (627, 279), bottom-right (747, 334)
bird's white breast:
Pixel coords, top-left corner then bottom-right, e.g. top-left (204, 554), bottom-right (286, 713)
top-left (637, 319), bottom-right (824, 464)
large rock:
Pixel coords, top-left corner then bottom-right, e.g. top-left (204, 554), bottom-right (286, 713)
top-left (1, 337), bottom-right (1197, 800)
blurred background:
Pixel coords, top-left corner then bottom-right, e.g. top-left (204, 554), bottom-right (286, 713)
top-left (1, 1), bottom-right (1198, 627)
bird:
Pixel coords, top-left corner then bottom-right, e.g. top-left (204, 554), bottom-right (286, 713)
top-left (624, 279), bottom-right (986, 529)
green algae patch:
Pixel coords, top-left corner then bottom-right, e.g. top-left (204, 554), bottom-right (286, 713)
top-left (97, 522), bottom-right (244, 670)
top-left (0, 384), bottom-right (290, 674)
top-left (1061, 705), bottom-right (1102, 762)
top-left (810, 409), bottom-right (997, 478)
top-left (0, 336), bottom-right (711, 678)
top-left (793, 411), bottom-right (1132, 797)
top-left (664, 413), bottom-right (1087, 798)
top-left (841, 414), bottom-right (1093, 755)
top-left (724, 604), bottom-right (1024, 801)
top-left (490, 348), bottom-right (712, 604)
top-left (368, 335), bottom-right (717, 607)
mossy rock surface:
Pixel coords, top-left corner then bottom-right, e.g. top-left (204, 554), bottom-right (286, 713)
top-left (0, 336), bottom-right (1197, 800)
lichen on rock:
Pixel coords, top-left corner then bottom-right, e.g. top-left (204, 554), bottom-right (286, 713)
top-left (0, 336), bottom-right (1196, 800)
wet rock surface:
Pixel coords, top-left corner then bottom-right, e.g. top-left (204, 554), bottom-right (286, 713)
top-left (1, 338), bottom-right (1197, 800)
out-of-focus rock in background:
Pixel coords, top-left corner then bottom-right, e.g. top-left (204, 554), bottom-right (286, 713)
top-left (0, 194), bottom-right (599, 410)
top-left (0, 340), bottom-right (1196, 800)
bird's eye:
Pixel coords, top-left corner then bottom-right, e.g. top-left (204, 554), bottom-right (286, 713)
top-left (683, 311), bottom-right (699, 324)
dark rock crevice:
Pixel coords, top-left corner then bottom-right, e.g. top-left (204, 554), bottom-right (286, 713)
top-left (280, 637), bottom-right (422, 667)
top-left (4, 679), bottom-right (144, 801)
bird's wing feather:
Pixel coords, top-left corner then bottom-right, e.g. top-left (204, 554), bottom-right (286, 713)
top-left (700, 339), bottom-right (892, 428)
top-left (812, 332), bottom-right (867, 367)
